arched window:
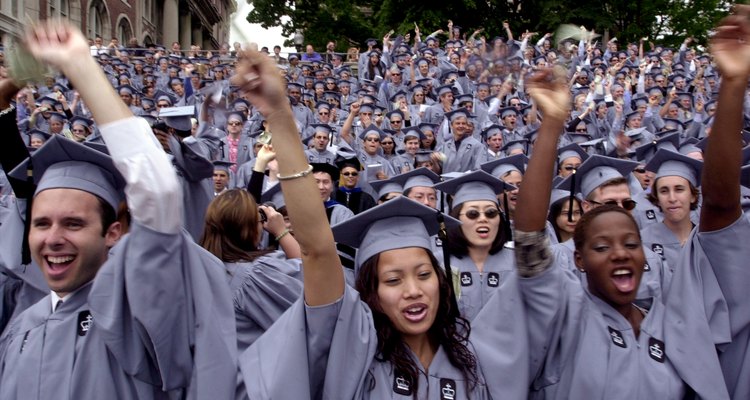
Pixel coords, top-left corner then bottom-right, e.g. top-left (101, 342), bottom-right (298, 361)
top-left (87, 0), bottom-right (110, 39)
top-left (117, 17), bottom-right (133, 44)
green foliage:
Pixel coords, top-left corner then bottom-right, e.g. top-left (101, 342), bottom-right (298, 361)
top-left (245, 0), bottom-right (730, 52)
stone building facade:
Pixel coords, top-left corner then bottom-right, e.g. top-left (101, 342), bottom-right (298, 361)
top-left (1, 0), bottom-right (236, 50)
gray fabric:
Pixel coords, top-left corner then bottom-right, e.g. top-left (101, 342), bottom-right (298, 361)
top-left (665, 216), bottom-right (750, 399)
top-left (225, 252), bottom-right (303, 352)
top-left (0, 223), bottom-right (237, 399)
top-left (452, 249), bottom-right (516, 321)
top-left (239, 282), bottom-right (530, 399)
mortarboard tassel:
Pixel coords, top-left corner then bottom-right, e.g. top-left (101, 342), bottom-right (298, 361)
top-left (219, 141), bottom-right (225, 159)
top-left (502, 192), bottom-right (513, 242)
top-left (21, 162), bottom-right (35, 266)
top-left (568, 169), bottom-right (576, 222)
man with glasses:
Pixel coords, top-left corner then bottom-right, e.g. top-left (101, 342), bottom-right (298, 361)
top-left (556, 154), bottom-right (670, 303)
top-left (335, 158), bottom-right (376, 215)
top-left (218, 111), bottom-right (254, 172)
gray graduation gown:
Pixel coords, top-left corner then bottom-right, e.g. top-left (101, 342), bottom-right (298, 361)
top-left (552, 240), bottom-right (671, 306)
top-left (520, 264), bottom-right (688, 399)
top-left (452, 248), bottom-right (516, 321)
top-left (225, 252), bottom-right (303, 352)
top-left (0, 224), bottom-right (238, 400)
top-left (640, 222), bottom-right (685, 271)
top-left (439, 137), bottom-right (485, 174)
top-left (664, 216), bottom-right (750, 399)
top-left (239, 281), bottom-right (530, 399)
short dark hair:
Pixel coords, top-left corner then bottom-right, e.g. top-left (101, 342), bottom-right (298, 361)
top-left (573, 204), bottom-right (639, 252)
top-left (95, 195), bottom-right (118, 236)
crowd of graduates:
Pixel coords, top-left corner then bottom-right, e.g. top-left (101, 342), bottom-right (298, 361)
top-left (0, 7), bottom-right (750, 399)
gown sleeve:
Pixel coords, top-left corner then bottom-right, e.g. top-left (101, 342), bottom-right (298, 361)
top-left (239, 284), bottom-right (377, 400)
top-left (89, 116), bottom-right (238, 399)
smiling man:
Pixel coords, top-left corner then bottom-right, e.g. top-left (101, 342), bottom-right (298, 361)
top-left (0, 20), bottom-right (236, 400)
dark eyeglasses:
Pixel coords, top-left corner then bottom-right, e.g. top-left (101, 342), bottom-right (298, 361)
top-left (342, 172), bottom-right (359, 177)
top-left (563, 165), bottom-right (579, 171)
top-left (365, 137), bottom-right (380, 142)
top-left (391, 73), bottom-right (401, 76)
top-left (633, 167), bottom-right (647, 174)
top-left (157, 103), bottom-right (171, 107)
top-left (228, 121), bottom-right (243, 126)
top-left (589, 199), bottom-right (637, 211)
top-left (390, 120), bottom-right (402, 124)
top-left (381, 141), bottom-right (394, 145)
top-left (460, 208), bottom-right (501, 220)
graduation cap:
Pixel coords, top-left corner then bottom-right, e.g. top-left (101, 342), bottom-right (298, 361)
top-left (386, 109), bottom-right (405, 121)
top-left (331, 196), bottom-right (459, 271)
top-left (558, 143), bottom-right (589, 164)
top-left (481, 124), bottom-right (503, 140)
top-left (415, 150), bottom-right (435, 164)
top-left (557, 154), bottom-right (638, 199)
top-left (634, 131), bottom-right (681, 163)
top-left (335, 156), bottom-right (361, 171)
top-left (231, 98), bottom-right (251, 111)
top-left (455, 94), bottom-right (473, 105)
top-left (499, 106), bottom-right (519, 119)
top-left (311, 123), bottom-right (333, 135)
top-left (261, 182), bottom-right (286, 209)
top-left (419, 123), bottom-right (438, 133)
top-left (370, 178), bottom-right (403, 200)
top-left (9, 135), bottom-right (126, 211)
top-left (117, 84), bottom-right (136, 96)
top-left (212, 160), bottom-right (235, 172)
top-left (69, 116), bottom-right (94, 129)
top-left (444, 108), bottom-right (472, 123)
top-left (225, 110), bottom-right (245, 123)
top-left (391, 167), bottom-right (441, 192)
top-left (480, 154), bottom-right (528, 178)
top-left (388, 90), bottom-right (408, 103)
top-left (29, 129), bottom-right (52, 143)
top-left (48, 112), bottom-right (67, 124)
top-left (645, 149), bottom-right (703, 187)
top-left (158, 106), bottom-right (195, 131)
top-left (434, 169), bottom-right (516, 207)
top-left (501, 139), bottom-right (528, 155)
top-left (436, 85), bottom-right (453, 97)
top-left (315, 101), bottom-right (332, 112)
top-left (311, 162), bottom-right (340, 179)
top-left (678, 138), bottom-right (702, 157)
top-left (154, 90), bottom-right (176, 106)
top-left (401, 126), bottom-right (423, 141)
top-left (359, 124), bottom-right (386, 141)
top-left (358, 103), bottom-right (375, 114)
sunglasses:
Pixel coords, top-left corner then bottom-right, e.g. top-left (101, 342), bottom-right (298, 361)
top-left (381, 141), bottom-right (394, 145)
top-left (157, 103), bottom-right (171, 107)
top-left (563, 165), bottom-right (579, 171)
top-left (589, 199), bottom-right (637, 211)
top-left (460, 208), bottom-right (501, 220)
top-left (365, 137), bottom-right (380, 142)
top-left (633, 167), bottom-right (647, 174)
top-left (342, 172), bottom-right (359, 177)
top-left (390, 120), bottom-right (402, 124)
top-left (228, 121), bottom-right (243, 126)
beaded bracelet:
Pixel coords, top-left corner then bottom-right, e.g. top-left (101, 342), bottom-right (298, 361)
top-left (277, 164), bottom-right (313, 181)
top-left (275, 229), bottom-right (291, 242)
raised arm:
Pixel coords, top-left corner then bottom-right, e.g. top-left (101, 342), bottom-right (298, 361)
top-left (232, 45), bottom-right (343, 306)
top-left (25, 20), bottom-right (182, 233)
top-left (515, 67), bottom-right (570, 233)
top-left (700, 6), bottom-right (750, 231)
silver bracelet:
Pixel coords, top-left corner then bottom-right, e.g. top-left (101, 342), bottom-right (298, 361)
top-left (0, 104), bottom-right (15, 118)
top-left (277, 164), bottom-right (313, 181)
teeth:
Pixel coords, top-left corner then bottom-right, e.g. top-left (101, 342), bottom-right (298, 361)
top-left (406, 306), bottom-right (424, 313)
top-left (477, 228), bottom-right (489, 233)
top-left (613, 269), bottom-right (631, 276)
top-left (47, 256), bottom-right (74, 264)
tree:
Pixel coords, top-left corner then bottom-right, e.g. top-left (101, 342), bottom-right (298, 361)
top-left (245, 0), bottom-right (730, 53)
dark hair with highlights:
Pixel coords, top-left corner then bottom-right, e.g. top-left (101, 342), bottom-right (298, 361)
top-left (355, 249), bottom-right (478, 397)
top-left (200, 189), bottom-right (271, 263)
